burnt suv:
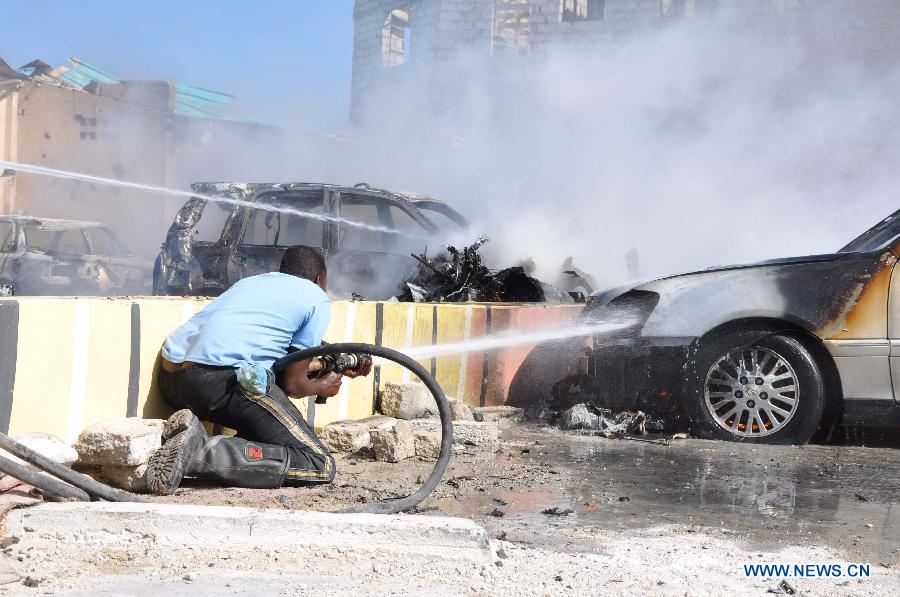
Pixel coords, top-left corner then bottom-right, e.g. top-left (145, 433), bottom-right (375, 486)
top-left (153, 182), bottom-right (468, 299)
top-left (0, 215), bottom-right (151, 296)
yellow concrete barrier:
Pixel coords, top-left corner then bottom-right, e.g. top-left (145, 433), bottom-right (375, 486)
top-left (0, 297), bottom-right (581, 440)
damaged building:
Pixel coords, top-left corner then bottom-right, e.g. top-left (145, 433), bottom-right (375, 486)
top-left (350, 0), bottom-right (900, 121)
top-left (0, 57), bottom-right (343, 260)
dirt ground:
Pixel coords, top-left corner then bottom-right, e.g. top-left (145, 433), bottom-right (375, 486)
top-left (3, 424), bottom-right (899, 595)
top-left (152, 423), bottom-right (900, 565)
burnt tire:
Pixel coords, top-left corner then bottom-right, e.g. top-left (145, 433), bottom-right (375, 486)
top-left (685, 331), bottom-right (827, 445)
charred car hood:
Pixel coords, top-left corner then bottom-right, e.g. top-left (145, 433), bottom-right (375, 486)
top-left (590, 250), bottom-right (895, 340)
top-left (662, 252), bottom-right (845, 279)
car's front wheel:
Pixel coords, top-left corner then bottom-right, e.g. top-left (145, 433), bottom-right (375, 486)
top-left (686, 331), bottom-right (827, 444)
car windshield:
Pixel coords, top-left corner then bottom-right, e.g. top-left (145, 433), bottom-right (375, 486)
top-left (840, 208), bottom-right (900, 253)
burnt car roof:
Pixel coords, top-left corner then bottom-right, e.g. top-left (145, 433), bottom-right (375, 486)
top-left (0, 215), bottom-right (106, 230)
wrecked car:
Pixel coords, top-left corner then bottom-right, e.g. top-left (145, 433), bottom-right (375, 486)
top-left (511, 207), bottom-right (900, 444)
top-left (0, 215), bottom-right (151, 296)
top-left (153, 182), bottom-right (466, 299)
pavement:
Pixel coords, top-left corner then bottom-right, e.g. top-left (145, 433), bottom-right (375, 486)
top-left (0, 425), bottom-right (898, 595)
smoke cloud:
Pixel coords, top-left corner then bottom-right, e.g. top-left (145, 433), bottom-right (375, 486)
top-left (275, 9), bottom-right (900, 289)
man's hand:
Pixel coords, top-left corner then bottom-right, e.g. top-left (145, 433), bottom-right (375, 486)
top-left (342, 358), bottom-right (373, 379)
top-left (308, 372), bottom-right (342, 397)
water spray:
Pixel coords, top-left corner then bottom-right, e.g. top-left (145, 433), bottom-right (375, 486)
top-left (0, 159), bottom-right (421, 238)
top-left (386, 316), bottom-right (638, 362)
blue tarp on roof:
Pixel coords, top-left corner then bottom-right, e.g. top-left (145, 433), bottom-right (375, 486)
top-left (175, 83), bottom-right (234, 118)
top-left (58, 58), bottom-right (121, 88)
top-left (36, 57), bottom-right (233, 118)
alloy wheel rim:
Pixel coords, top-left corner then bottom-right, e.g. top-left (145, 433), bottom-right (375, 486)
top-left (703, 346), bottom-right (799, 437)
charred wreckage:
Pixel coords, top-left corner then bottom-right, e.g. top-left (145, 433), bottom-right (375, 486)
top-left (154, 182), bottom-right (594, 303)
top-left (510, 207), bottom-right (900, 444)
top-left (0, 215), bottom-right (150, 296)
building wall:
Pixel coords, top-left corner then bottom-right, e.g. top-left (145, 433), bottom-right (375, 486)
top-left (0, 87), bottom-right (19, 214)
top-left (351, 0), bottom-right (900, 120)
top-left (10, 82), bottom-right (176, 258)
top-left (0, 297), bottom-right (580, 441)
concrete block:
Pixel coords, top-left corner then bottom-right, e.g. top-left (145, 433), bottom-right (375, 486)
top-left (370, 420), bottom-right (414, 463)
top-left (321, 422), bottom-right (371, 453)
top-left (379, 382), bottom-right (436, 420)
top-left (413, 428), bottom-right (442, 460)
top-left (355, 415), bottom-right (397, 430)
top-left (410, 419), bottom-right (499, 452)
top-left (448, 398), bottom-right (475, 421)
top-left (320, 415), bottom-right (400, 453)
top-left (473, 405), bottom-right (523, 426)
top-left (10, 432), bottom-right (78, 467)
top-left (100, 463), bottom-right (148, 492)
top-left (74, 418), bottom-right (164, 467)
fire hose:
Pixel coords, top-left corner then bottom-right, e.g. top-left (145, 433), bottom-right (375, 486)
top-left (0, 343), bottom-right (453, 514)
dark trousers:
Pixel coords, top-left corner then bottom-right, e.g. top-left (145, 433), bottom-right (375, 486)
top-left (158, 364), bottom-right (335, 485)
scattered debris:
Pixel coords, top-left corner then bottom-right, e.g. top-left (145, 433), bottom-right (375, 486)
top-left (556, 403), bottom-right (664, 437)
top-left (541, 507), bottom-right (574, 516)
top-left (767, 580), bottom-right (796, 595)
top-left (22, 576), bottom-right (41, 587)
top-left (473, 406), bottom-right (523, 425)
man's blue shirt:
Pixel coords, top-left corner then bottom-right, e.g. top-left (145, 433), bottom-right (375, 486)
top-left (162, 272), bottom-right (331, 370)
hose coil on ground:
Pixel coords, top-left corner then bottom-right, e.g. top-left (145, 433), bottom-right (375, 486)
top-left (272, 342), bottom-right (453, 515)
top-left (0, 343), bottom-right (453, 514)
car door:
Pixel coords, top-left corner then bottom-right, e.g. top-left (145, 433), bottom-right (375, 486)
top-left (225, 190), bottom-right (327, 287)
top-left (17, 225), bottom-right (93, 295)
top-left (331, 191), bottom-right (433, 299)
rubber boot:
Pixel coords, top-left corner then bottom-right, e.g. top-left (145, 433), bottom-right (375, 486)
top-left (187, 436), bottom-right (289, 489)
top-left (146, 409), bottom-right (208, 496)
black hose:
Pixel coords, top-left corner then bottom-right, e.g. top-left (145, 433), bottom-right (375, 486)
top-left (0, 453), bottom-right (90, 502)
top-left (273, 342), bottom-right (453, 515)
top-left (0, 433), bottom-right (143, 502)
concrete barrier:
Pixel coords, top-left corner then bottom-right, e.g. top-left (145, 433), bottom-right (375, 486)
top-left (0, 297), bottom-right (580, 439)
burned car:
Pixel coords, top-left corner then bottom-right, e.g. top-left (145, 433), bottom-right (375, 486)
top-left (511, 207), bottom-right (900, 444)
top-left (154, 182), bottom-right (467, 299)
top-left (0, 215), bottom-right (150, 296)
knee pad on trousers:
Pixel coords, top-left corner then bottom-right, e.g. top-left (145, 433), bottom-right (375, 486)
top-left (190, 436), bottom-right (289, 489)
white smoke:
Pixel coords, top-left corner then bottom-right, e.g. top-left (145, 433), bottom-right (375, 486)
top-left (290, 10), bottom-right (900, 288)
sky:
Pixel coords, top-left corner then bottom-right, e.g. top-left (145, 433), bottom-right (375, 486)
top-left (0, 0), bottom-right (356, 132)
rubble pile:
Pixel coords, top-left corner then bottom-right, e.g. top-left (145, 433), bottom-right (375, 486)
top-left (320, 381), bottom-right (523, 462)
top-left (555, 402), bottom-right (664, 438)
